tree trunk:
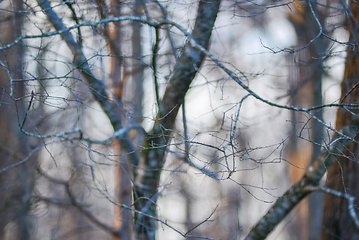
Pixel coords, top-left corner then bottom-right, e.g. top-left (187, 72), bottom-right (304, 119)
top-left (287, 1), bottom-right (326, 239)
top-left (133, 1), bottom-right (221, 239)
top-left (113, 1), bottom-right (144, 239)
top-left (321, 2), bottom-right (359, 239)
top-left (0, 0), bottom-right (34, 239)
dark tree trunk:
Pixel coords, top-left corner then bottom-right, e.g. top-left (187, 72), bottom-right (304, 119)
top-left (133, 1), bottom-right (221, 239)
top-left (0, 0), bottom-right (35, 239)
top-left (321, 2), bottom-right (359, 239)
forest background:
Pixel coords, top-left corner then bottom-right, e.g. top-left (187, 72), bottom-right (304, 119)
top-left (0, 0), bottom-right (358, 240)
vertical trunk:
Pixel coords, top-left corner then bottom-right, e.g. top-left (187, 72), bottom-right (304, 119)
top-left (112, 1), bottom-right (144, 239)
top-left (133, 1), bottom-right (221, 239)
top-left (0, 0), bottom-right (34, 239)
top-left (113, 141), bottom-right (133, 240)
top-left (108, 2), bottom-right (134, 240)
top-left (321, 2), bottom-right (359, 239)
top-left (131, 0), bottom-right (144, 123)
top-left (109, 0), bottom-right (123, 100)
top-left (287, 1), bottom-right (326, 239)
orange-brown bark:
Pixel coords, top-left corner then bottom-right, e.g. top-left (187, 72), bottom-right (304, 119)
top-left (321, 2), bottom-right (359, 239)
top-left (113, 140), bottom-right (133, 240)
top-left (287, 1), bottom-right (326, 239)
top-left (107, 2), bottom-right (144, 239)
top-left (97, 1), bottom-right (130, 239)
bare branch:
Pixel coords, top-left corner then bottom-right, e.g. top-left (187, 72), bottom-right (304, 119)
top-left (36, 0), bottom-right (140, 165)
top-left (244, 123), bottom-right (359, 240)
top-left (134, 1), bottom-right (221, 239)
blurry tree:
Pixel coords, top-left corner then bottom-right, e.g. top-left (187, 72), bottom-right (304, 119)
top-left (0, 0), bottom-right (35, 238)
top-left (321, 1), bottom-right (359, 239)
top-left (3, 0), bottom-right (359, 240)
top-left (286, 1), bottom-right (327, 239)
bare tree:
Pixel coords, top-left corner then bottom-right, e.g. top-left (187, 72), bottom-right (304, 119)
top-left (3, 0), bottom-right (359, 240)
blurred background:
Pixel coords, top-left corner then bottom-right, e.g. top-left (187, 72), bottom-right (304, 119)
top-left (0, 0), bottom-right (350, 239)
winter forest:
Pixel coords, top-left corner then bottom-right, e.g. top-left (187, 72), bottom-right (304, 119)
top-left (1, 0), bottom-right (359, 239)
